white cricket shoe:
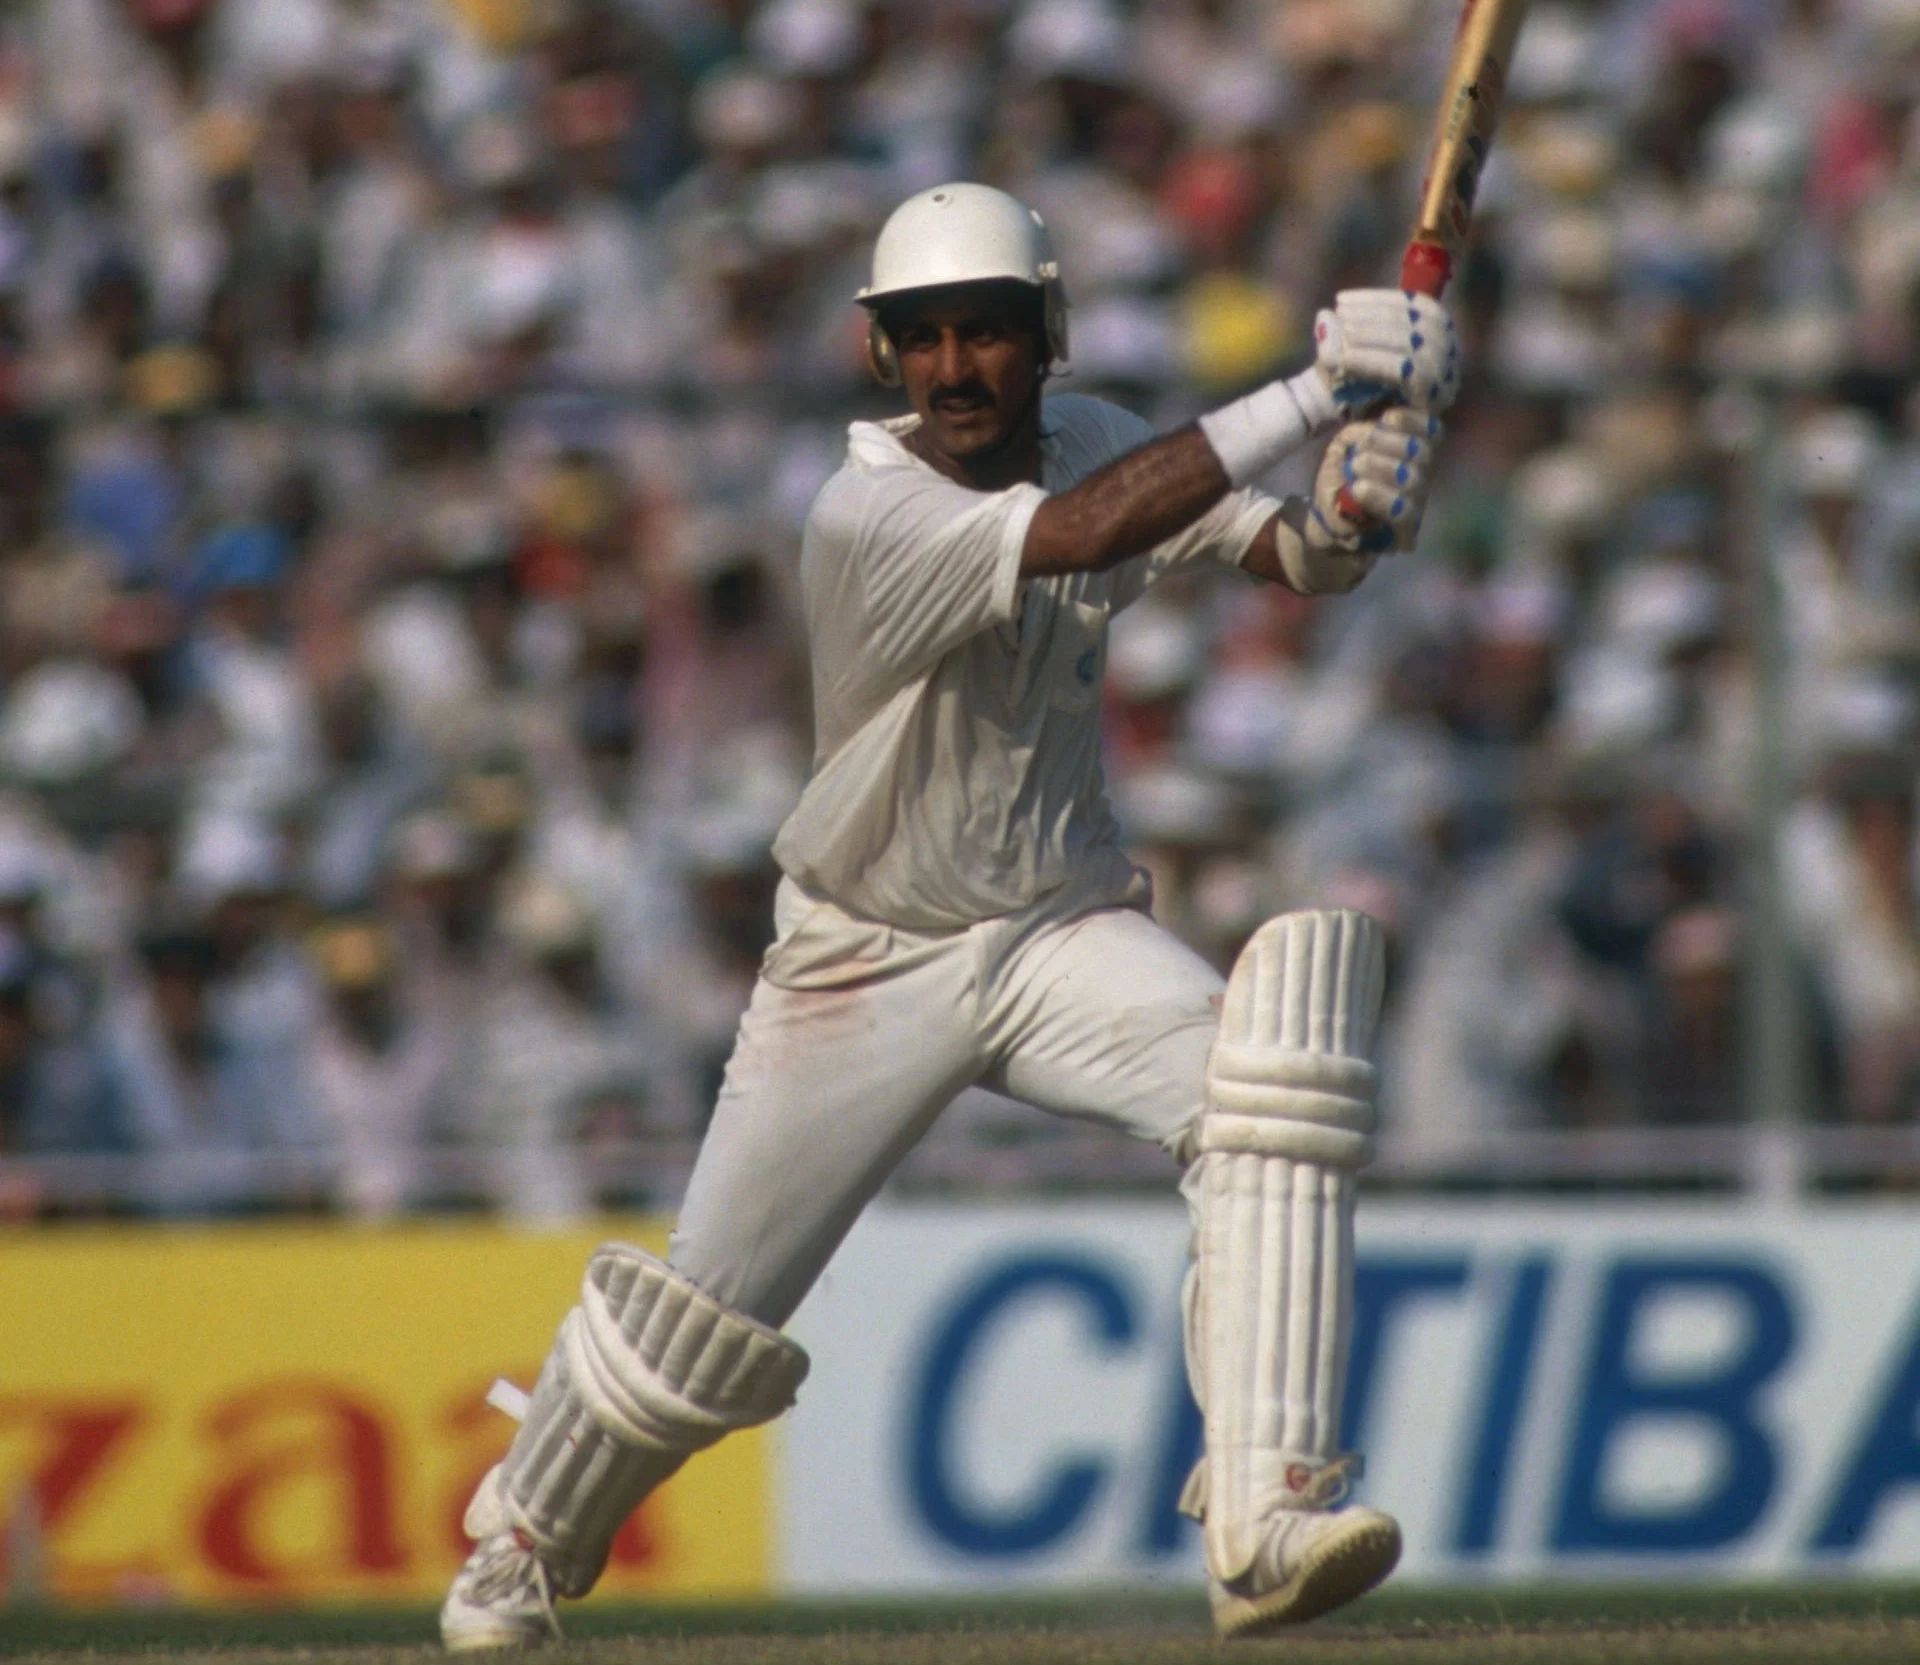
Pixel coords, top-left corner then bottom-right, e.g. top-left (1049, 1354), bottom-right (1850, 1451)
top-left (440, 1530), bottom-right (562, 1652)
top-left (1208, 1504), bottom-right (1401, 1638)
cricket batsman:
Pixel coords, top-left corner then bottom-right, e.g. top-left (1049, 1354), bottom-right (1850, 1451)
top-left (440, 182), bottom-right (1456, 1647)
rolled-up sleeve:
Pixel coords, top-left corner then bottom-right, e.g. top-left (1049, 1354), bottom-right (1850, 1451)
top-left (831, 473), bottom-right (1046, 698)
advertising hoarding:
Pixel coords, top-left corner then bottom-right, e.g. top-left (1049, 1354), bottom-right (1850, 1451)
top-left (0, 1223), bottom-right (774, 1605)
top-left (11, 1200), bottom-right (1920, 1606)
top-left (782, 1199), bottom-right (1920, 1589)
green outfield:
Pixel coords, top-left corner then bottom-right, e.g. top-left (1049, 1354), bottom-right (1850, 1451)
top-left (6, 1587), bottom-right (1920, 1665)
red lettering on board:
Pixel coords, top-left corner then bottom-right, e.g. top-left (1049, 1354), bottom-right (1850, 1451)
top-left (441, 1376), bottom-right (659, 1573)
top-left (198, 1380), bottom-right (404, 1589)
top-left (0, 1396), bottom-right (145, 1582)
top-left (607, 1503), bottom-right (660, 1571)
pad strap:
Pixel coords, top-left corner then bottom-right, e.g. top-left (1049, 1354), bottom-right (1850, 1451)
top-left (1201, 1045), bottom-right (1377, 1167)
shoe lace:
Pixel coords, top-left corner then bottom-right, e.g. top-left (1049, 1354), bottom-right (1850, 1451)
top-left (468, 1533), bottom-right (560, 1640)
top-left (1294, 1452), bottom-right (1365, 1509)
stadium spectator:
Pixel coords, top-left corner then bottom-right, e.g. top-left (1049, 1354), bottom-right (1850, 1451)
top-left (97, 919), bottom-right (324, 1216)
top-left (454, 872), bottom-right (652, 1218)
top-left (0, 0), bottom-right (1913, 1213)
top-left (1787, 749), bottom-right (1920, 1123)
top-left (308, 912), bottom-right (454, 1217)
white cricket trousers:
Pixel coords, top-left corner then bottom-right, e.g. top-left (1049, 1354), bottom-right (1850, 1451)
top-left (669, 899), bottom-right (1222, 1327)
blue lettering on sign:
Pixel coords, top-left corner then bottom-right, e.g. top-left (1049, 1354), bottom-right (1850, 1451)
top-left (906, 1253), bottom-right (1135, 1556)
top-left (1346, 1258), bottom-right (1473, 1454)
top-left (1138, 1279), bottom-right (1200, 1556)
top-left (1137, 1256), bottom-right (1473, 1556)
top-left (1811, 1288), bottom-right (1920, 1551)
top-left (1456, 1255), bottom-right (1554, 1556)
top-left (1553, 1258), bottom-right (1794, 1553)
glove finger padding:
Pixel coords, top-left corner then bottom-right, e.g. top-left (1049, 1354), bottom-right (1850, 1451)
top-left (1313, 410), bottom-right (1441, 555)
top-left (1313, 290), bottom-right (1461, 413)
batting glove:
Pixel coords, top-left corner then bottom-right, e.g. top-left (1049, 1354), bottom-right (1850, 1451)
top-left (1312, 289), bottom-right (1461, 414)
top-left (1310, 408), bottom-right (1443, 558)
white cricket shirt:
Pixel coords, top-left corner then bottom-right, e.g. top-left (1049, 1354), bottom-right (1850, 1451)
top-left (769, 392), bottom-right (1279, 939)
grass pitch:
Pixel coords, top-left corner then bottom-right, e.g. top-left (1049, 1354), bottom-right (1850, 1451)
top-left (5, 1587), bottom-right (1920, 1665)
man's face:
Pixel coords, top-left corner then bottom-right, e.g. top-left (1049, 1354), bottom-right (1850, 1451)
top-left (887, 285), bottom-right (1044, 465)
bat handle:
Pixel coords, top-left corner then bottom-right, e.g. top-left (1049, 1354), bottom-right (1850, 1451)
top-left (1332, 238), bottom-right (1455, 522)
top-left (1399, 239), bottom-right (1453, 299)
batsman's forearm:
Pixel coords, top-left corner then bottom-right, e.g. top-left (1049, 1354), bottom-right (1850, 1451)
top-left (1019, 424), bottom-right (1232, 577)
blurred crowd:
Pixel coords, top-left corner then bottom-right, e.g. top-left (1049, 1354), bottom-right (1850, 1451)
top-left (0, 0), bottom-right (1918, 1220)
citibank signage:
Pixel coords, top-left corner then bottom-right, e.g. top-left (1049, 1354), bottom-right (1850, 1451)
top-left (780, 1201), bottom-right (1920, 1587)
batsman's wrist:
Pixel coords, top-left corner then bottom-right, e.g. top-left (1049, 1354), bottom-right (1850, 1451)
top-left (1199, 369), bottom-right (1338, 489)
top-left (1289, 366), bottom-right (1338, 430)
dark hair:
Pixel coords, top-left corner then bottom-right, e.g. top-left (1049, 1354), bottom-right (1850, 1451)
top-left (874, 281), bottom-right (1049, 362)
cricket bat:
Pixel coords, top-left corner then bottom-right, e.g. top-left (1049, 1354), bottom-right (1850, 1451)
top-left (1338, 0), bottom-right (1532, 518)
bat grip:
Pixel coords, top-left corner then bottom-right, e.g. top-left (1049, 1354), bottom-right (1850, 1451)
top-left (1400, 239), bottom-right (1453, 299)
top-left (1332, 239), bottom-right (1455, 523)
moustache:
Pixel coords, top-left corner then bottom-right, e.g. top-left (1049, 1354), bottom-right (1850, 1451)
top-left (931, 384), bottom-right (994, 408)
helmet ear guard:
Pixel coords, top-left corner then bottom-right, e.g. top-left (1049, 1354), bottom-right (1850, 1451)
top-left (866, 317), bottom-right (902, 387)
top-left (1039, 264), bottom-right (1070, 366)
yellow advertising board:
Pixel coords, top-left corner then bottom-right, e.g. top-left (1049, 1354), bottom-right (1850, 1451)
top-left (0, 1221), bottom-right (774, 1606)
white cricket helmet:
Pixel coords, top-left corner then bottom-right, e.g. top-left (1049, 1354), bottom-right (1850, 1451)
top-left (855, 182), bottom-right (1070, 384)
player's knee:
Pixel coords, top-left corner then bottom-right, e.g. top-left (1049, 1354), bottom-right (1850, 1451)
top-left (569, 1244), bottom-right (810, 1444)
top-left (1199, 909), bottom-right (1387, 1172)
